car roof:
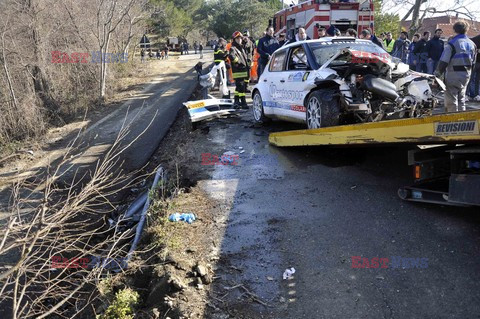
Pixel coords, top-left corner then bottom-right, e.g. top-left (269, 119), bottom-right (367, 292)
top-left (280, 37), bottom-right (373, 50)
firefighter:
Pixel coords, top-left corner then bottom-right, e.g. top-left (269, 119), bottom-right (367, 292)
top-left (214, 37), bottom-right (228, 66)
top-left (242, 30), bottom-right (254, 92)
top-left (229, 31), bottom-right (249, 109)
top-left (436, 21), bottom-right (477, 112)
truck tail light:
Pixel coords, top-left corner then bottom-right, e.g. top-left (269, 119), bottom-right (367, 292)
top-left (415, 165), bottom-right (421, 179)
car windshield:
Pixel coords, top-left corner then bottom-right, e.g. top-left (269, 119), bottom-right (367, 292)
top-left (308, 41), bottom-right (389, 67)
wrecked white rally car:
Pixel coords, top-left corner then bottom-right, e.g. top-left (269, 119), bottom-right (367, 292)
top-left (252, 37), bottom-right (446, 129)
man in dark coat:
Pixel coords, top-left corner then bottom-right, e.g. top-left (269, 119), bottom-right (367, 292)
top-left (256, 26), bottom-right (280, 78)
top-left (425, 28), bottom-right (444, 74)
top-left (413, 31), bottom-right (430, 73)
top-left (468, 34), bottom-right (480, 100)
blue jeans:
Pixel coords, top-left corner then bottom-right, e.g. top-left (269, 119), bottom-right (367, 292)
top-left (257, 61), bottom-right (267, 79)
top-left (416, 62), bottom-right (427, 73)
top-left (468, 67), bottom-right (480, 97)
top-left (427, 59), bottom-right (439, 75)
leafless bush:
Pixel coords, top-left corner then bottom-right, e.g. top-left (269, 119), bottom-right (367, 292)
top-left (0, 118), bottom-right (154, 318)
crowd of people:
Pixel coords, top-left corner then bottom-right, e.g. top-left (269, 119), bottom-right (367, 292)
top-left (178, 41), bottom-right (205, 57)
top-left (140, 48), bottom-right (169, 62)
top-left (213, 21), bottom-right (478, 112)
top-left (358, 23), bottom-right (479, 112)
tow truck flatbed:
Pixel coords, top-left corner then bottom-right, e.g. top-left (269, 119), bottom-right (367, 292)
top-left (269, 110), bottom-right (480, 147)
top-left (268, 110), bottom-right (480, 206)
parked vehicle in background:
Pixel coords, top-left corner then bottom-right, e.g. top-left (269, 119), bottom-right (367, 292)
top-left (167, 37), bottom-right (181, 51)
top-left (272, 0), bottom-right (374, 40)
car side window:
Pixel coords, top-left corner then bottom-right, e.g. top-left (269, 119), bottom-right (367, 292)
top-left (269, 51), bottom-right (286, 72)
top-left (287, 46), bottom-right (308, 70)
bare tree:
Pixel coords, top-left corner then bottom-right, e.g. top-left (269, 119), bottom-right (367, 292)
top-left (90, 0), bottom-right (138, 99)
top-left (118, 0), bottom-right (149, 57)
top-left (392, 0), bottom-right (480, 36)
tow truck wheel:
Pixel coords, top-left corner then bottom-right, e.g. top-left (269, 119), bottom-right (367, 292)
top-left (252, 90), bottom-right (269, 124)
top-left (306, 90), bottom-right (339, 129)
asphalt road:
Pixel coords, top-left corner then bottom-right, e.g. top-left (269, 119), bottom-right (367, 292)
top-left (57, 54), bottom-right (200, 184)
top-left (195, 105), bottom-right (480, 318)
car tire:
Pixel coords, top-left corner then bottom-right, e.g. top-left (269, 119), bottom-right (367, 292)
top-left (252, 90), bottom-right (270, 124)
top-left (305, 89), bottom-right (340, 129)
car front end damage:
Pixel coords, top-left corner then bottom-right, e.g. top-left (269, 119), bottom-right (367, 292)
top-left (316, 48), bottom-right (445, 123)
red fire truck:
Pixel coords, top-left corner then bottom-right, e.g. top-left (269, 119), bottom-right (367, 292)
top-left (272, 0), bottom-right (374, 40)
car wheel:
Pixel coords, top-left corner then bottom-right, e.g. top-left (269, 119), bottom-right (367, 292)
top-left (252, 90), bottom-right (270, 124)
top-left (305, 89), bottom-right (340, 129)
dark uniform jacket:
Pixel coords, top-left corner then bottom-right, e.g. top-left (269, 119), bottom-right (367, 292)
top-left (257, 35), bottom-right (280, 64)
top-left (413, 38), bottom-right (428, 63)
top-left (229, 41), bottom-right (249, 78)
top-left (425, 36), bottom-right (444, 61)
top-left (370, 35), bottom-right (385, 50)
top-left (242, 37), bottom-right (254, 67)
top-left (470, 35), bottom-right (480, 65)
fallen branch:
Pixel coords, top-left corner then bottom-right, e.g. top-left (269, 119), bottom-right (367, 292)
top-left (223, 283), bottom-right (270, 307)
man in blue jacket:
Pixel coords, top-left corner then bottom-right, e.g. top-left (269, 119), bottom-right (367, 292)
top-left (408, 33), bottom-right (420, 70)
top-left (436, 22), bottom-right (476, 112)
top-left (425, 28), bottom-right (444, 74)
top-left (256, 26), bottom-right (280, 78)
top-left (392, 31), bottom-right (410, 63)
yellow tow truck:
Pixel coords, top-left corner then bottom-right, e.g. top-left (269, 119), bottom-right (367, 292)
top-left (269, 110), bottom-right (480, 206)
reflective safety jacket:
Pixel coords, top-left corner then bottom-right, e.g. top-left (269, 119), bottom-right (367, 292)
top-left (229, 42), bottom-right (249, 79)
top-left (383, 39), bottom-right (395, 53)
top-left (213, 45), bottom-right (228, 65)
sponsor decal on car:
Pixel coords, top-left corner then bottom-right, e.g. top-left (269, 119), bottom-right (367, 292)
top-left (350, 50), bottom-right (390, 64)
top-left (434, 120), bottom-right (479, 136)
top-left (302, 72), bottom-right (310, 81)
top-left (291, 105), bottom-right (306, 112)
top-left (264, 101), bottom-right (305, 112)
top-left (288, 72), bottom-right (304, 82)
top-left (186, 101), bottom-right (206, 109)
top-left (269, 84), bottom-right (305, 101)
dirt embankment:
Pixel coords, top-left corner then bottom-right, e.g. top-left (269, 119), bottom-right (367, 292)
top-left (108, 87), bottom-right (275, 318)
